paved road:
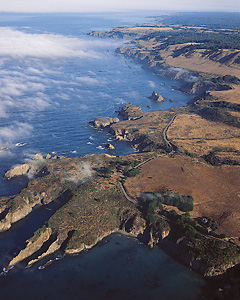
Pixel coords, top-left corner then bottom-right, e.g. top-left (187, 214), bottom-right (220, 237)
top-left (119, 180), bottom-right (137, 204)
top-left (163, 114), bottom-right (178, 151)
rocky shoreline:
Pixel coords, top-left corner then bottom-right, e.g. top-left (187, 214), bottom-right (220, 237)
top-left (1, 151), bottom-right (239, 282)
top-left (1, 19), bottom-right (240, 300)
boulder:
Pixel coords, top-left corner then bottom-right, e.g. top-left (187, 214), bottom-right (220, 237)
top-left (46, 153), bottom-right (51, 159)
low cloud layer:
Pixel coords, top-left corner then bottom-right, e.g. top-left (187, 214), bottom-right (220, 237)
top-left (0, 122), bottom-right (33, 146)
top-left (0, 28), bottom-right (100, 59)
top-left (0, 27), bottom-right (121, 147)
top-left (66, 161), bottom-right (92, 183)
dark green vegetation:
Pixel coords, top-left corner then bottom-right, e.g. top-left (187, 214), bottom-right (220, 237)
top-left (197, 106), bottom-right (240, 128)
top-left (160, 12), bottom-right (240, 30)
top-left (140, 200), bottom-right (240, 271)
top-left (142, 29), bottom-right (240, 52)
top-left (141, 191), bottom-right (194, 213)
top-left (163, 212), bottom-right (239, 268)
top-left (95, 157), bottom-right (141, 178)
top-left (212, 75), bottom-right (240, 85)
top-left (202, 149), bottom-right (240, 166)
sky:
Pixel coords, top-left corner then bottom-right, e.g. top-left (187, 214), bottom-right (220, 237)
top-left (0, 0), bottom-right (239, 13)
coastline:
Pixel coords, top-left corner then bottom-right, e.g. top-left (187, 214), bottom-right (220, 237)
top-left (0, 16), bottom-right (240, 300)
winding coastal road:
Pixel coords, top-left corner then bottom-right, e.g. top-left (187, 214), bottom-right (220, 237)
top-left (119, 180), bottom-right (137, 204)
top-left (163, 114), bottom-right (178, 151)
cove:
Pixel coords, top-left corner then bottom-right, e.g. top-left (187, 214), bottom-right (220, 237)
top-left (0, 233), bottom-right (205, 300)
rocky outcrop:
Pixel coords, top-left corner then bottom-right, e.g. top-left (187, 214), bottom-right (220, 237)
top-left (3, 153), bottom-right (44, 179)
top-left (148, 91), bottom-right (165, 102)
top-left (118, 103), bottom-right (143, 120)
top-left (90, 117), bottom-right (119, 128)
top-left (109, 127), bottom-right (132, 141)
top-left (32, 153), bottom-right (43, 160)
top-left (8, 227), bottom-right (52, 268)
top-left (27, 231), bottom-right (68, 267)
top-left (4, 163), bottom-right (31, 179)
top-left (123, 215), bottom-right (146, 236)
top-left (0, 205), bottom-right (33, 232)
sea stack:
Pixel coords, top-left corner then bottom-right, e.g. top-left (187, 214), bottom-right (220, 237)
top-left (148, 91), bottom-right (165, 102)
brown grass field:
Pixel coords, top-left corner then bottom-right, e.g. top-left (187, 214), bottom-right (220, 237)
top-left (124, 155), bottom-right (240, 241)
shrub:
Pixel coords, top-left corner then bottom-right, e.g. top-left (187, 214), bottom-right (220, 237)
top-left (141, 192), bottom-right (193, 212)
top-left (124, 168), bottom-right (140, 177)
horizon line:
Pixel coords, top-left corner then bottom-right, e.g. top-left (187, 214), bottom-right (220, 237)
top-left (0, 9), bottom-right (239, 14)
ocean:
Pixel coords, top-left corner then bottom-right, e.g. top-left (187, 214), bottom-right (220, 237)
top-left (0, 12), bottom-right (204, 299)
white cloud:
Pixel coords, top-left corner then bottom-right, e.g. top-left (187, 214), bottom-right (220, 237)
top-left (79, 104), bottom-right (89, 110)
top-left (0, 122), bottom-right (33, 146)
top-left (148, 81), bottom-right (156, 88)
top-left (0, 28), bottom-right (100, 59)
top-left (66, 161), bottom-right (92, 183)
top-left (0, 26), bottom-right (123, 149)
top-left (76, 76), bottom-right (99, 85)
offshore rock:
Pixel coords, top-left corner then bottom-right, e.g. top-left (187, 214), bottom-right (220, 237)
top-left (105, 143), bottom-right (115, 150)
top-left (148, 91), bottom-right (165, 102)
top-left (0, 147), bottom-right (8, 151)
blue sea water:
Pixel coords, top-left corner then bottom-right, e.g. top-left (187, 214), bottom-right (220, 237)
top-left (0, 12), bottom-right (192, 197)
top-left (0, 234), bottom-right (205, 300)
top-left (0, 12), bottom-right (203, 299)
